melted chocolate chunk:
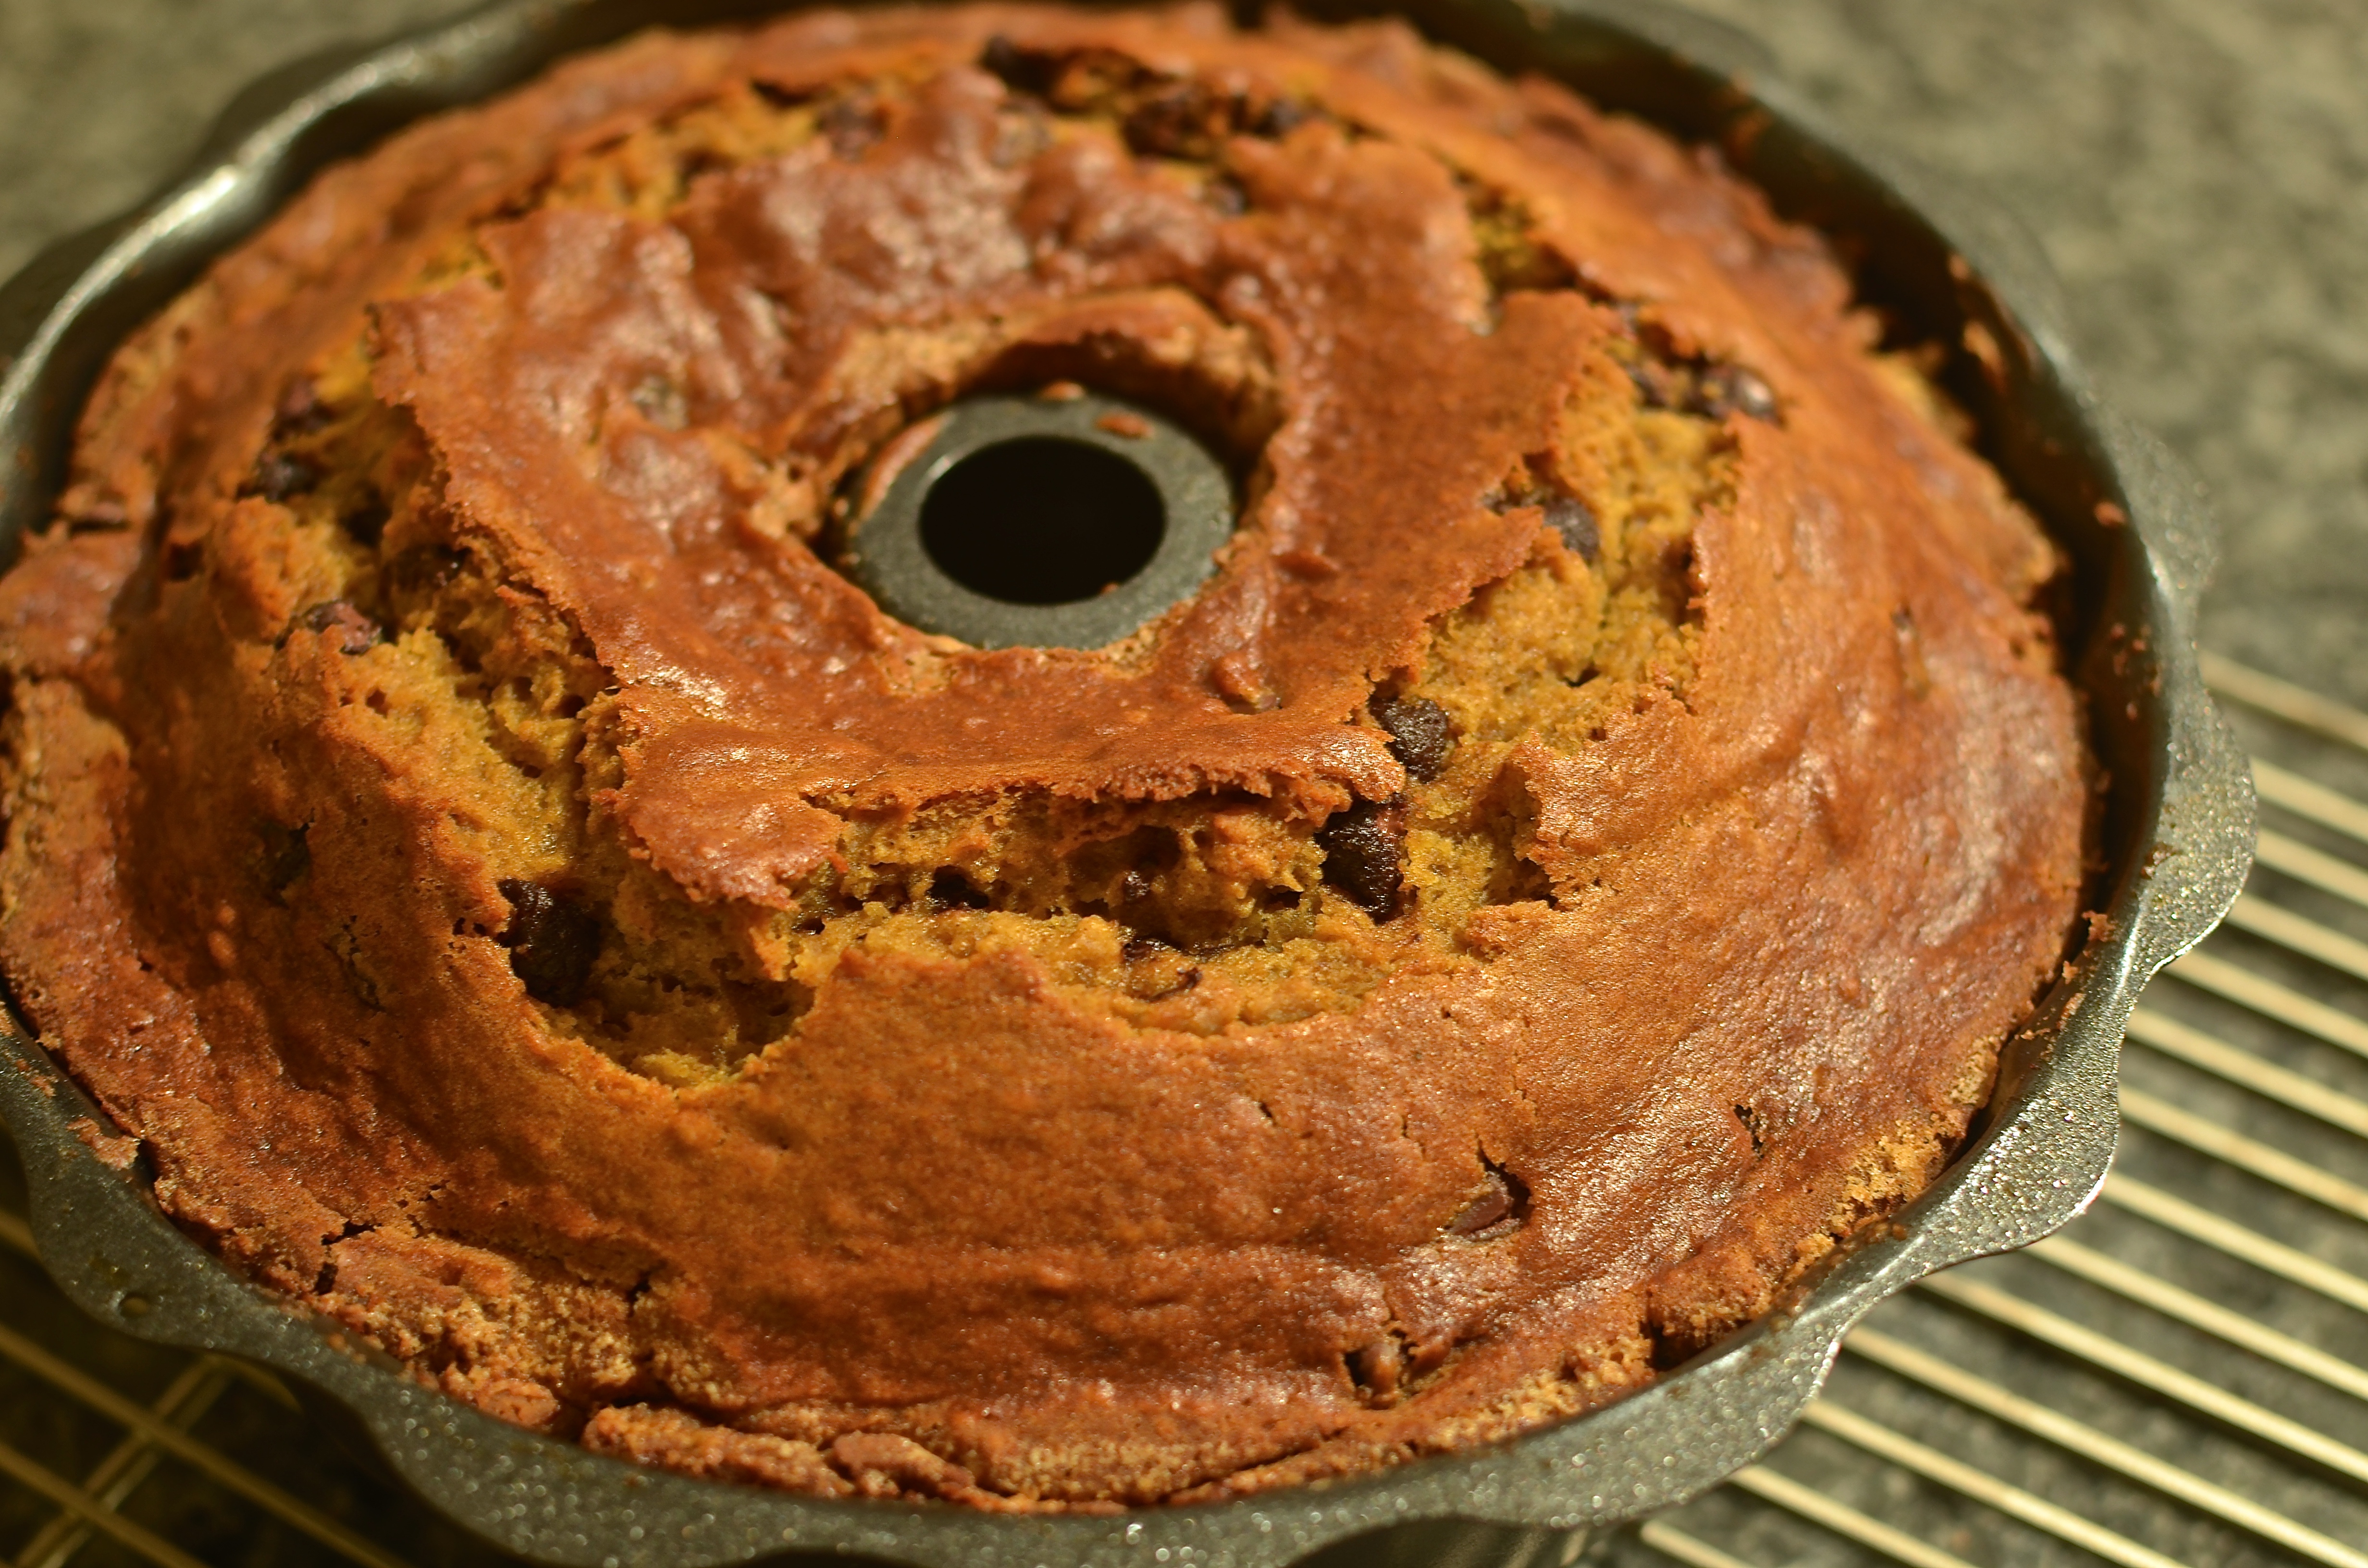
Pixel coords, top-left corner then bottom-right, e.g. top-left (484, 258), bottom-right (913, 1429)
top-left (1444, 1161), bottom-right (1529, 1238)
top-left (1254, 97), bottom-right (1312, 138)
top-left (496, 879), bottom-right (603, 1007)
top-left (296, 601), bottom-right (382, 655)
top-left (246, 452), bottom-right (321, 502)
top-left (927, 868), bottom-right (991, 910)
top-left (1695, 364), bottom-right (1779, 423)
top-left (341, 498), bottom-right (392, 549)
top-left (271, 379), bottom-right (333, 437)
top-left (1371, 694), bottom-right (1452, 782)
top-left (978, 35), bottom-right (1055, 95)
top-left (1317, 797), bottom-right (1406, 916)
top-left (1121, 933), bottom-right (1198, 998)
top-left (1122, 83), bottom-right (1222, 159)
top-left (1624, 359), bottom-right (1683, 411)
top-left (819, 95), bottom-right (885, 159)
top-left (383, 545), bottom-right (464, 598)
top-left (1542, 493), bottom-right (1599, 562)
top-left (1625, 353), bottom-right (1779, 426)
top-left (258, 820), bottom-right (310, 899)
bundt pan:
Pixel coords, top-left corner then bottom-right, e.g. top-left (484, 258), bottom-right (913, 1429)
top-left (0, 0), bottom-right (2253, 1564)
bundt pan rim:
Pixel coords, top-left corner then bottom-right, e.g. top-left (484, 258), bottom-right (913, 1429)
top-left (0, 0), bottom-right (2254, 1564)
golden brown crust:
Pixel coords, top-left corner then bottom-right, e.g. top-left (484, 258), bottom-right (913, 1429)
top-left (0, 4), bottom-right (2085, 1507)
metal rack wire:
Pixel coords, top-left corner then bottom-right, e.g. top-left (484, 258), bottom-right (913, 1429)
top-left (1, 654), bottom-right (2362, 1568)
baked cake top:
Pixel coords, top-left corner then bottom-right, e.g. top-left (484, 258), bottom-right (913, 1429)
top-left (0, 3), bottom-right (2086, 1508)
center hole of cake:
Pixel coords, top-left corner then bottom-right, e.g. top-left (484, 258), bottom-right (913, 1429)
top-left (918, 437), bottom-right (1166, 606)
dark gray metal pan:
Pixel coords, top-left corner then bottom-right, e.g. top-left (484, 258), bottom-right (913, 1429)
top-left (0, 1), bottom-right (2254, 1564)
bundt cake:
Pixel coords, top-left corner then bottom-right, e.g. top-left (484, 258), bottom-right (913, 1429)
top-left (0, 2), bottom-right (2088, 1509)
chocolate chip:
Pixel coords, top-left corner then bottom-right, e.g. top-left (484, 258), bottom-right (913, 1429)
top-left (1122, 83), bottom-right (1219, 159)
top-left (296, 600), bottom-right (383, 654)
top-left (1318, 797), bottom-right (1406, 916)
top-left (927, 868), bottom-right (991, 910)
top-left (1445, 1162), bottom-right (1529, 1238)
top-left (272, 379), bottom-right (333, 437)
top-left (1254, 97), bottom-right (1312, 137)
top-left (246, 452), bottom-right (321, 502)
top-left (384, 545), bottom-right (463, 598)
top-left (819, 95), bottom-right (884, 160)
top-left (1694, 364), bottom-right (1779, 423)
top-left (258, 820), bottom-right (310, 898)
top-left (1542, 493), bottom-right (1599, 562)
top-left (1371, 694), bottom-right (1452, 782)
top-left (341, 498), bottom-right (391, 549)
top-left (979, 35), bottom-right (1055, 95)
top-left (1624, 359), bottom-right (1680, 410)
top-left (497, 879), bottom-right (603, 1007)
top-left (1204, 173), bottom-right (1249, 216)
top-left (979, 33), bottom-right (1024, 81)
top-left (1122, 934), bottom-right (1168, 963)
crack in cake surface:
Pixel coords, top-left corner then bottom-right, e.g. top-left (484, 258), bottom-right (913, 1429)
top-left (207, 47), bottom-right (1738, 1081)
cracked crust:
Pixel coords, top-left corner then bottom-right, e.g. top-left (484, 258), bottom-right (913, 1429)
top-left (0, 3), bottom-right (2086, 1508)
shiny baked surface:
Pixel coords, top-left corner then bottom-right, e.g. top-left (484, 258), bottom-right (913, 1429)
top-left (0, 4), bottom-right (2084, 1507)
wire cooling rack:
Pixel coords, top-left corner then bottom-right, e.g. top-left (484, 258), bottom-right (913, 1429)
top-left (1, 654), bottom-right (2361, 1568)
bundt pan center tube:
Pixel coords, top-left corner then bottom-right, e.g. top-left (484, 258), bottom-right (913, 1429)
top-left (0, 0), bottom-right (2251, 1564)
top-left (848, 389), bottom-right (1238, 649)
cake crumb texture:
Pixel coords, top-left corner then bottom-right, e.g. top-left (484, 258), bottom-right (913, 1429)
top-left (0, 3), bottom-right (2086, 1507)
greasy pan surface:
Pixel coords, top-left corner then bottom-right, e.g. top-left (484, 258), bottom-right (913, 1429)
top-left (0, 0), bottom-right (2251, 1564)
